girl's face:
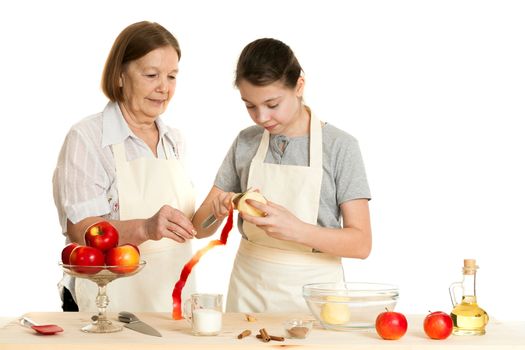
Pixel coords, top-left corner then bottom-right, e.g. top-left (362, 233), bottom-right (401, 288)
top-left (238, 78), bottom-right (306, 136)
top-left (119, 46), bottom-right (179, 123)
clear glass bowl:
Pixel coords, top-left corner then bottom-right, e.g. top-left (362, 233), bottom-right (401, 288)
top-left (303, 282), bottom-right (399, 330)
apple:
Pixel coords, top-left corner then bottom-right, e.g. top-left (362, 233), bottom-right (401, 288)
top-left (84, 221), bottom-right (119, 252)
top-left (69, 246), bottom-right (105, 274)
top-left (375, 310), bottom-right (408, 340)
top-left (105, 244), bottom-right (140, 274)
top-left (61, 242), bottom-right (79, 264)
top-left (237, 191), bottom-right (268, 217)
top-left (321, 301), bottom-right (351, 325)
top-left (424, 311), bottom-right (453, 340)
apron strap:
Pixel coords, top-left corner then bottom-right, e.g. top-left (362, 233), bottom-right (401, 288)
top-left (252, 129), bottom-right (270, 162)
top-left (239, 239), bottom-right (341, 266)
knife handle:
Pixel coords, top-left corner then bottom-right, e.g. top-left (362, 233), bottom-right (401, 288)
top-left (118, 311), bottom-right (138, 323)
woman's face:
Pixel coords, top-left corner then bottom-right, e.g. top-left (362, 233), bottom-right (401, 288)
top-left (119, 46), bottom-right (179, 123)
top-left (238, 78), bottom-right (305, 136)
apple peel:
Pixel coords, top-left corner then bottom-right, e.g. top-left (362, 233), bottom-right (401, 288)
top-left (172, 207), bottom-right (234, 320)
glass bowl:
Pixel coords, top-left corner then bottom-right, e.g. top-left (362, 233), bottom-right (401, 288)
top-left (283, 319), bottom-right (313, 339)
top-left (303, 282), bottom-right (399, 330)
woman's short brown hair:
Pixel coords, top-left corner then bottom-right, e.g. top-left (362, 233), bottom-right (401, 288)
top-left (101, 21), bottom-right (181, 102)
top-left (235, 38), bottom-right (302, 89)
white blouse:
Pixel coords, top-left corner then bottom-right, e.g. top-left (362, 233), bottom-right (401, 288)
top-left (52, 102), bottom-right (187, 236)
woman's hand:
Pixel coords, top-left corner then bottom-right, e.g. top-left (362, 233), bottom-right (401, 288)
top-left (240, 199), bottom-right (307, 243)
top-left (144, 205), bottom-right (196, 243)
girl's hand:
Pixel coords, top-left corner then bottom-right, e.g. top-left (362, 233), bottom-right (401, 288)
top-left (240, 199), bottom-right (308, 243)
top-left (144, 205), bottom-right (196, 243)
top-left (211, 191), bottom-right (236, 221)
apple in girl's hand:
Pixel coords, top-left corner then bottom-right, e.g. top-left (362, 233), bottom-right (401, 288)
top-left (105, 244), bottom-right (140, 274)
top-left (69, 246), bottom-right (105, 274)
top-left (237, 192), bottom-right (267, 217)
top-left (61, 243), bottom-right (79, 264)
top-left (424, 311), bottom-right (453, 339)
top-left (375, 310), bottom-right (408, 340)
top-left (84, 221), bottom-right (119, 252)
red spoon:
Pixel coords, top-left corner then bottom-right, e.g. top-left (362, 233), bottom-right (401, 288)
top-left (19, 317), bottom-right (64, 335)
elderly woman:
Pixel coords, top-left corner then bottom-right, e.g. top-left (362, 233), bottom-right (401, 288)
top-left (53, 21), bottom-right (196, 312)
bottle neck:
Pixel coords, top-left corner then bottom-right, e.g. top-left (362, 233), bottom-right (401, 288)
top-left (462, 272), bottom-right (477, 301)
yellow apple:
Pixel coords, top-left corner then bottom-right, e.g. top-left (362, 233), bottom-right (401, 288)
top-left (237, 191), bottom-right (267, 217)
top-left (320, 296), bottom-right (351, 325)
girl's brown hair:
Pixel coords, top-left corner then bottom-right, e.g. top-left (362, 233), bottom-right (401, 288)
top-left (101, 21), bottom-right (181, 102)
top-left (235, 38), bottom-right (302, 88)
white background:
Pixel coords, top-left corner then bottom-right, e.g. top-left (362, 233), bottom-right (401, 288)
top-left (0, 0), bottom-right (524, 322)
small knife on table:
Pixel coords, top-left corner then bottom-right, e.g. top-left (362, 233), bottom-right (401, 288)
top-left (118, 311), bottom-right (162, 337)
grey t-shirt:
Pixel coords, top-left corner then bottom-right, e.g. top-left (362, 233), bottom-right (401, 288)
top-left (214, 123), bottom-right (371, 238)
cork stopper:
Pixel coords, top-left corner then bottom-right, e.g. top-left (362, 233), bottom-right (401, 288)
top-left (463, 259), bottom-right (478, 275)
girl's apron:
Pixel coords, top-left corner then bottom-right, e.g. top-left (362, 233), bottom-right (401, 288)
top-left (226, 112), bottom-right (344, 313)
top-left (75, 139), bottom-right (196, 312)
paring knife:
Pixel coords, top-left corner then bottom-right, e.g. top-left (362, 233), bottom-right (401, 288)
top-left (201, 187), bottom-right (254, 229)
top-left (118, 311), bottom-right (162, 337)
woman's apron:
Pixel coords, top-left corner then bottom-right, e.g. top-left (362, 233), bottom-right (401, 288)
top-left (226, 112), bottom-right (344, 313)
top-left (75, 139), bottom-right (196, 312)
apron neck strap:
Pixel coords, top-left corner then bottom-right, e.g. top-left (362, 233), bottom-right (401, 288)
top-left (252, 109), bottom-right (322, 168)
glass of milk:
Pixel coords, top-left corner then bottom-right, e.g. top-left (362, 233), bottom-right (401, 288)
top-left (184, 293), bottom-right (223, 336)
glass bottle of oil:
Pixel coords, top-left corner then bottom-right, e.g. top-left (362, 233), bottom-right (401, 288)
top-left (449, 259), bottom-right (489, 335)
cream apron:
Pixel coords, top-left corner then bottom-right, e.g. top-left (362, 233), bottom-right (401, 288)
top-left (226, 112), bottom-right (344, 313)
top-left (75, 140), bottom-right (196, 312)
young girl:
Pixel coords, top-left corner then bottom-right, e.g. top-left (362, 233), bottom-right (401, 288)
top-left (193, 38), bottom-right (372, 313)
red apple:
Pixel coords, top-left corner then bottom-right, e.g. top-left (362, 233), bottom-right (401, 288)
top-left (375, 310), bottom-right (408, 340)
top-left (61, 242), bottom-right (79, 264)
top-left (69, 246), bottom-right (105, 274)
top-left (424, 311), bottom-right (453, 340)
top-left (105, 244), bottom-right (140, 274)
top-left (84, 221), bottom-right (119, 252)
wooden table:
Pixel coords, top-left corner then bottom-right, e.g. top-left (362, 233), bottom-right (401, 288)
top-left (1, 312), bottom-right (523, 349)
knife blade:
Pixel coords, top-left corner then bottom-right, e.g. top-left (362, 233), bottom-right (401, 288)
top-left (118, 311), bottom-right (162, 337)
top-left (201, 187), bottom-right (254, 229)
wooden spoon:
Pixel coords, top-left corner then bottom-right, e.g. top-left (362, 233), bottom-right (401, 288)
top-left (19, 317), bottom-right (64, 335)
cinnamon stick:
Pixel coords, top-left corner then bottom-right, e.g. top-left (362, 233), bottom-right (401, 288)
top-left (258, 328), bottom-right (271, 342)
top-left (256, 334), bottom-right (285, 341)
top-left (237, 329), bottom-right (251, 339)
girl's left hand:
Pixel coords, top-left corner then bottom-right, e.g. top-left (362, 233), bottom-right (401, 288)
top-left (240, 199), bottom-right (307, 243)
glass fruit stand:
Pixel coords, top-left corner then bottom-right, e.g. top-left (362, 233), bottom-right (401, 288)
top-left (60, 262), bottom-right (146, 333)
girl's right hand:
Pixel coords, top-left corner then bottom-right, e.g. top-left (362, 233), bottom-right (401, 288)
top-left (211, 191), bottom-right (236, 221)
